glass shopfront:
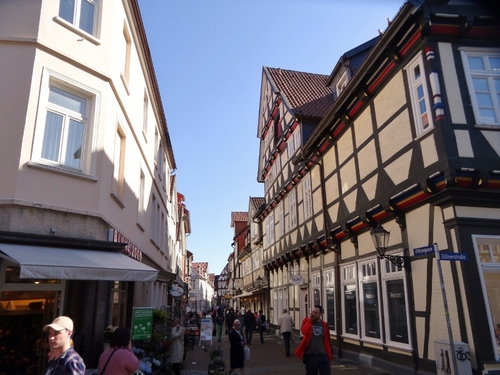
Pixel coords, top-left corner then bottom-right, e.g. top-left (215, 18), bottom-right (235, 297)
top-left (0, 263), bottom-right (64, 375)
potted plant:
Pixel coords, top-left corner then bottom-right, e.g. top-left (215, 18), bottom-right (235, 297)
top-left (103, 325), bottom-right (116, 349)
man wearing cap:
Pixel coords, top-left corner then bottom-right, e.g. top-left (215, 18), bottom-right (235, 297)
top-left (44, 316), bottom-right (85, 375)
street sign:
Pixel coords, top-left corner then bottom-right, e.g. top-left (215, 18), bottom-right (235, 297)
top-left (413, 245), bottom-right (435, 256)
top-left (439, 252), bottom-right (468, 261)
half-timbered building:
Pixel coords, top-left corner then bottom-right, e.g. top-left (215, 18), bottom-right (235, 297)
top-left (256, 0), bottom-right (500, 373)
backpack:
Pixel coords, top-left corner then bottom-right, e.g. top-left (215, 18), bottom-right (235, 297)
top-left (257, 314), bottom-right (266, 326)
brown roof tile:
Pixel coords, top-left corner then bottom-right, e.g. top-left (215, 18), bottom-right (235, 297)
top-left (250, 197), bottom-right (265, 212)
top-left (231, 211), bottom-right (248, 227)
top-left (265, 67), bottom-right (334, 118)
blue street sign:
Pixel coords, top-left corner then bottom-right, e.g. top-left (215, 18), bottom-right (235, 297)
top-left (413, 245), bottom-right (435, 256)
top-left (439, 252), bottom-right (468, 261)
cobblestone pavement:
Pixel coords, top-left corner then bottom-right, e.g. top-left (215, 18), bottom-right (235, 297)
top-left (181, 330), bottom-right (392, 375)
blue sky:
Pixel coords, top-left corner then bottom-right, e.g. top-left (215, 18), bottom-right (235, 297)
top-left (138, 0), bottom-right (403, 275)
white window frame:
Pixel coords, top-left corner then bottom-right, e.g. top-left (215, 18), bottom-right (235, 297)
top-left (358, 258), bottom-right (382, 344)
top-left (137, 168), bottom-right (146, 230)
top-left (336, 71), bottom-right (349, 98)
top-left (278, 202), bottom-right (284, 238)
top-left (405, 53), bottom-right (434, 137)
top-left (56, 0), bottom-right (101, 41)
top-left (312, 271), bottom-right (321, 308)
top-left (381, 250), bottom-right (412, 349)
top-left (111, 124), bottom-right (126, 203)
top-left (32, 69), bottom-right (100, 177)
top-left (289, 190), bottom-right (297, 229)
top-left (324, 267), bottom-right (336, 333)
top-left (303, 174), bottom-right (313, 219)
top-left (472, 235), bottom-right (500, 361)
top-left (268, 211), bottom-right (275, 244)
top-left (341, 263), bottom-right (358, 338)
top-left (460, 48), bottom-right (500, 127)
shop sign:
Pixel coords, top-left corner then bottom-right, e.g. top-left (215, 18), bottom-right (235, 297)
top-left (108, 228), bottom-right (143, 261)
top-left (170, 284), bottom-right (184, 297)
top-left (131, 307), bottom-right (153, 340)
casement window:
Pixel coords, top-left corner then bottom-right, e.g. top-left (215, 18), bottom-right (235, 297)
top-left (32, 72), bottom-right (101, 176)
top-left (58, 0), bottom-right (99, 36)
top-left (112, 126), bottom-right (126, 202)
top-left (324, 268), bottom-right (335, 331)
top-left (312, 272), bottom-right (321, 307)
top-left (137, 169), bottom-right (146, 229)
top-left (341, 263), bottom-right (358, 337)
top-left (277, 202), bottom-right (284, 238)
top-left (268, 211), bottom-right (275, 244)
top-left (289, 190), bottom-right (297, 229)
top-left (473, 235), bottom-right (500, 360)
top-left (303, 174), bottom-right (313, 219)
top-left (461, 48), bottom-right (500, 126)
top-left (405, 53), bottom-right (434, 137)
top-left (359, 259), bottom-right (382, 342)
top-left (287, 125), bottom-right (301, 159)
top-left (381, 252), bottom-right (411, 347)
top-left (143, 91), bottom-right (149, 138)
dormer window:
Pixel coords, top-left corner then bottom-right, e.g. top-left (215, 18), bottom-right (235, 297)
top-left (336, 71), bottom-right (349, 98)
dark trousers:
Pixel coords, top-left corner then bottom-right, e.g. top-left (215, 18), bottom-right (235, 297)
top-left (282, 331), bottom-right (291, 355)
top-left (258, 325), bottom-right (266, 343)
top-left (304, 353), bottom-right (330, 375)
top-left (172, 363), bottom-right (181, 375)
top-left (245, 326), bottom-right (254, 344)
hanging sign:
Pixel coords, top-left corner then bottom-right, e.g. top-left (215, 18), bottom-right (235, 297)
top-left (170, 284), bottom-right (184, 297)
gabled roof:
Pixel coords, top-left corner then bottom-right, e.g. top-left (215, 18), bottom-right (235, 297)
top-left (326, 36), bottom-right (380, 86)
top-left (231, 212), bottom-right (248, 227)
top-left (265, 67), bottom-right (334, 118)
top-left (250, 197), bottom-right (265, 213)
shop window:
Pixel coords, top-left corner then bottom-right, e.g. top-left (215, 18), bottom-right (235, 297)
top-left (342, 264), bottom-right (358, 337)
top-left (111, 281), bottom-right (128, 327)
top-left (381, 252), bottom-right (411, 347)
top-left (359, 260), bottom-right (381, 342)
top-left (324, 267), bottom-right (335, 331)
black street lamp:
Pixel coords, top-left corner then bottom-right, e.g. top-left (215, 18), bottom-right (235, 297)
top-left (255, 275), bottom-right (263, 287)
top-left (370, 223), bottom-right (407, 268)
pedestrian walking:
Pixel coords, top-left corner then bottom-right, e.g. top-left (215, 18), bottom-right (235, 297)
top-left (170, 318), bottom-right (185, 375)
top-left (229, 320), bottom-right (245, 375)
top-left (278, 308), bottom-right (295, 357)
top-left (225, 307), bottom-right (235, 335)
top-left (256, 310), bottom-right (267, 344)
top-left (243, 309), bottom-right (256, 345)
top-left (97, 327), bottom-right (139, 375)
top-left (294, 305), bottom-right (333, 375)
top-left (43, 316), bottom-right (86, 375)
top-left (215, 311), bottom-right (225, 342)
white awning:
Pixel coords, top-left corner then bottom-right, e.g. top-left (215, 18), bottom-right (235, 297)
top-left (0, 243), bottom-right (158, 282)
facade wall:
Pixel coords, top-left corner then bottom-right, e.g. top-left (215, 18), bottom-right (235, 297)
top-left (0, 0), bottom-right (185, 372)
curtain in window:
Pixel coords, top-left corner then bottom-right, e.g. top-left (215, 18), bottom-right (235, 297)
top-left (65, 119), bottom-right (83, 168)
top-left (42, 112), bottom-right (63, 162)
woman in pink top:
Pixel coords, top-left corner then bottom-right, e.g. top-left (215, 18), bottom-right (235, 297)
top-left (98, 327), bottom-right (139, 375)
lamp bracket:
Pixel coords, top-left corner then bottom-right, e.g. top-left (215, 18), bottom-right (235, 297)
top-left (381, 254), bottom-right (407, 269)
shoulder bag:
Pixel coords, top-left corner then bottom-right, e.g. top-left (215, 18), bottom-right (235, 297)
top-left (99, 348), bottom-right (118, 375)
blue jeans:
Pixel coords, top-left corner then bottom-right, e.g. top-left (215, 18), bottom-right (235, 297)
top-left (304, 353), bottom-right (330, 375)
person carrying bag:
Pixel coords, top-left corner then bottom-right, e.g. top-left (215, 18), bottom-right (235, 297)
top-left (256, 310), bottom-right (267, 344)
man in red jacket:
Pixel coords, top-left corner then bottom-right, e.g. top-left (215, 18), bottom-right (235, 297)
top-left (294, 305), bottom-right (333, 375)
